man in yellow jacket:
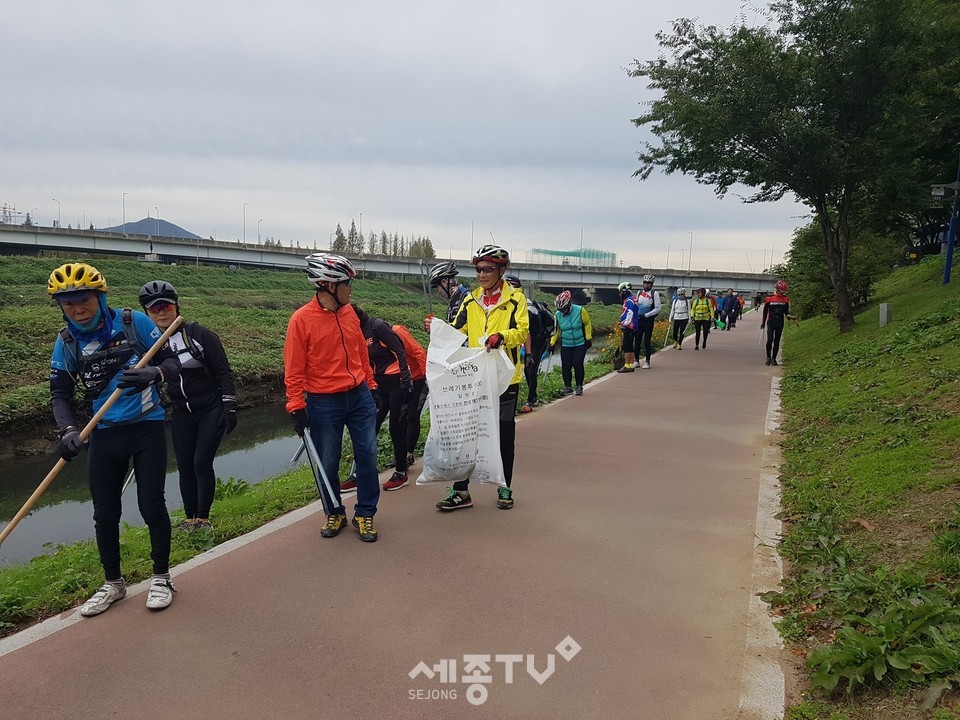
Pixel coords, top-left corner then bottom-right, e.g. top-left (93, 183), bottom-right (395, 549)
top-left (424, 244), bottom-right (529, 511)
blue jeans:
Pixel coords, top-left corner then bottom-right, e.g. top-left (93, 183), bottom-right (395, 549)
top-left (305, 383), bottom-right (379, 517)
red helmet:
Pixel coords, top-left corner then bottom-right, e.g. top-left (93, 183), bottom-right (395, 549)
top-left (775, 279), bottom-right (788, 293)
top-left (555, 290), bottom-right (572, 311)
top-left (472, 244), bottom-right (510, 266)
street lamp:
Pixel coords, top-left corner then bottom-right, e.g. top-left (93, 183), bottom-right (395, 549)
top-left (28, 207), bottom-right (38, 226)
top-left (688, 232), bottom-right (694, 272)
top-left (666, 244), bottom-right (671, 268)
top-left (78, 209), bottom-right (85, 230)
top-left (242, 202), bottom-right (247, 244)
top-left (258, 218), bottom-right (262, 244)
top-left (122, 192), bottom-right (127, 235)
top-left (52, 198), bottom-right (61, 228)
top-left (155, 206), bottom-right (160, 236)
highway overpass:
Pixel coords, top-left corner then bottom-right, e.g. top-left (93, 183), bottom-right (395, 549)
top-left (0, 224), bottom-right (777, 302)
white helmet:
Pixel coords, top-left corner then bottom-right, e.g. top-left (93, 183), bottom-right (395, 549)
top-left (305, 253), bottom-right (356, 285)
top-left (642, 274), bottom-right (655, 283)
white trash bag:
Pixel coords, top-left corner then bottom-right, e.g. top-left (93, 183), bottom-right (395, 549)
top-left (416, 318), bottom-right (516, 487)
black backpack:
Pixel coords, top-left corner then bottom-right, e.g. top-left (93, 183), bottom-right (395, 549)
top-left (530, 301), bottom-right (556, 342)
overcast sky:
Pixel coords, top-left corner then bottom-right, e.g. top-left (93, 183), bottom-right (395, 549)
top-left (1, 0), bottom-right (803, 272)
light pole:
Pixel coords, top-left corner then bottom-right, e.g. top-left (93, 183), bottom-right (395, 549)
top-left (770, 243), bottom-right (776, 270)
top-left (666, 244), bottom-right (671, 268)
top-left (359, 212), bottom-right (362, 240)
top-left (122, 192), bottom-right (127, 235)
top-left (681, 248), bottom-right (685, 271)
top-left (52, 198), bottom-right (61, 228)
top-left (762, 249), bottom-right (767, 272)
top-left (688, 232), bottom-right (694, 272)
top-left (329, 232), bottom-right (334, 250)
top-left (242, 202), bottom-right (247, 244)
top-left (155, 206), bottom-right (160, 236)
top-left (258, 218), bottom-right (262, 244)
top-left (28, 207), bottom-right (37, 226)
top-left (78, 208), bottom-right (85, 230)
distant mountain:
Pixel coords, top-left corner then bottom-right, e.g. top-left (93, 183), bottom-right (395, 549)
top-left (99, 217), bottom-right (201, 240)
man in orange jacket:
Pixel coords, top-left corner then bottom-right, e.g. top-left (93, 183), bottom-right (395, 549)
top-left (283, 253), bottom-right (382, 543)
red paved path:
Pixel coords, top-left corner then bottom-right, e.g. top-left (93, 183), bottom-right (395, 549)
top-left (0, 311), bottom-right (783, 719)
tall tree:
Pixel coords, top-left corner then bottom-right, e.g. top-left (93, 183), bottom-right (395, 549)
top-left (630, 0), bottom-right (959, 332)
top-left (332, 224), bottom-right (347, 253)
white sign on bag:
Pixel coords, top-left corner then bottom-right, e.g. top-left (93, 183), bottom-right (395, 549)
top-left (416, 318), bottom-right (515, 487)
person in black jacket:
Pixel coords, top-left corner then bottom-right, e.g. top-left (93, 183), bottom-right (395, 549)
top-left (139, 280), bottom-right (237, 532)
top-left (350, 304), bottom-right (415, 492)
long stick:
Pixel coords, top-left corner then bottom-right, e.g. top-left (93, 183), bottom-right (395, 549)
top-left (120, 467), bottom-right (136, 495)
top-left (302, 427), bottom-right (336, 516)
top-left (0, 316), bottom-right (184, 547)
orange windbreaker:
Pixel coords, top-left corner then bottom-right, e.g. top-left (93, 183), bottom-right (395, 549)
top-left (283, 299), bottom-right (377, 412)
top-left (392, 325), bottom-right (427, 381)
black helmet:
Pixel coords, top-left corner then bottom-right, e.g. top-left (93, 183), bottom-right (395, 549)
top-left (429, 260), bottom-right (459, 288)
top-left (139, 280), bottom-right (178, 309)
top-left (504, 274), bottom-right (522, 289)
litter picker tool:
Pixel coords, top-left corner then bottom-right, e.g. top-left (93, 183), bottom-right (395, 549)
top-left (302, 427), bottom-right (337, 516)
top-left (120, 467), bottom-right (136, 495)
top-left (0, 316), bottom-right (185, 547)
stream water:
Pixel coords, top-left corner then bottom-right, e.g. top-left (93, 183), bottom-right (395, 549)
top-left (0, 402), bottom-right (301, 568)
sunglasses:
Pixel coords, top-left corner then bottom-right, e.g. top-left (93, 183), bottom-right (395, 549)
top-left (339, 279), bottom-right (353, 287)
top-left (147, 300), bottom-right (175, 312)
top-left (475, 266), bottom-right (499, 275)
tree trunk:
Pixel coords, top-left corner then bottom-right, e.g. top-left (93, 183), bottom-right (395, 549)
top-left (816, 202), bottom-right (856, 333)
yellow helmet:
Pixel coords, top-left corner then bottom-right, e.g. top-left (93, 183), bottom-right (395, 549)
top-left (48, 263), bottom-right (108, 296)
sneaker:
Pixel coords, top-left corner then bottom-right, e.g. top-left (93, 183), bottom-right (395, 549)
top-left (436, 487), bottom-right (473, 511)
top-left (496, 486), bottom-right (514, 510)
top-left (575, 385), bottom-right (583, 396)
top-left (677, 343), bottom-right (683, 350)
top-left (340, 475), bottom-right (357, 492)
top-left (320, 513), bottom-right (348, 538)
top-left (561, 386), bottom-right (574, 396)
top-left (383, 471), bottom-right (408, 491)
top-left (642, 361), bottom-right (650, 369)
top-left (145, 576), bottom-right (176, 611)
top-left (79, 582), bottom-right (126, 617)
top-left (771, 359), bottom-right (779, 366)
top-left (193, 519), bottom-right (213, 532)
top-left (694, 345), bottom-right (699, 351)
top-left (520, 402), bottom-right (534, 413)
top-left (765, 358), bottom-right (772, 366)
top-left (175, 519), bottom-right (196, 532)
top-left (616, 365), bottom-right (634, 373)
top-left (673, 341), bottom-right (679, 349)
top-left (352, 515), bottom-right (378, 542)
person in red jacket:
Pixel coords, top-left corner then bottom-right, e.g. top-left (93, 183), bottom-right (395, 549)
top-left (393, 324), bottom-right (428, 472)
top-left (761, 279), bottom-right (794, 366)
top-left (283, 253), bottom-right (382, 543)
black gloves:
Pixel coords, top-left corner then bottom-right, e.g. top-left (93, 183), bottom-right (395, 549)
top-left (58, 426), bottom-right (87, 462)
top-left (218, 399), bottom-right (238, 435)
top-left (400, 381), bottom-right (415, 402)
top-left (585, 339), bottom-right (593, 350)
top-left (524, 353), bottom-right (536, 370)
top-left (371, 390), bottom-right (383, 413)
top-left (290, 409), bottom-right (307, 437)
top-left (485, 333), bottom-right (504, 350)
top-left (117, 366), bottom-right (162, 391)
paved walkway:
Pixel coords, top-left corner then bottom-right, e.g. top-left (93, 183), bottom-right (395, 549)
top-left (0, 311), bottom-right (785, 719)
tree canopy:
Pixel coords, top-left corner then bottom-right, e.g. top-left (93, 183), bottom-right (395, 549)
top-left (630, 0), bottom-right (960, 332)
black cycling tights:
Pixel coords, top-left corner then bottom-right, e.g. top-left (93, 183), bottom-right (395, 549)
top-left (766, 322), bottom-right (785, 361)
top-left (172, 404), bottom-right (225, 520)
top-left (88, 421), bottom-right (170, 580)
top-left (376, 374), bottom-right (409, 473)
top-left (635, 316), bottom-right (655, 362)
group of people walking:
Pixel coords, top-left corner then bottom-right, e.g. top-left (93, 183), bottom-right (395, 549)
top-left (46, 251), bottom-right (793, 621)
top-left (47, 262), bottom-right (236, 617)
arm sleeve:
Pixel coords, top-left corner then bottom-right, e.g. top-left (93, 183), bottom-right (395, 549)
top-left (581, 308), bottom-right (592, 341)
top-left (283, 313), bottom-right (308, 412)
top-left (497, 298), bottom-right (529, 350)
top-left (49, 337), bottom-right (78, 432)
top-left (452, 294), bottom-right (471, 333)
top-left (373, 319), bottom-right (411, 386)
top-left (198, 324), bottom-right (237, 399)
top-left (550, 312), bottom-right (561, 347)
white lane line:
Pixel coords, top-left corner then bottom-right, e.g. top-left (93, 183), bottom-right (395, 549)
top-left (738, 376), bottom-right (785, 719)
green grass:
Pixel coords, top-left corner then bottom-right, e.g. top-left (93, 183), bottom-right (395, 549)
top-left (768, 255), bottom-right (960, 718)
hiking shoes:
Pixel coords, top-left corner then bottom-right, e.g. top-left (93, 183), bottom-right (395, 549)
top-left (771, 359), bottom-right (779, 366)
top-left (436, 487), bottom-right (473, 511)
top-left (574, 385), bottom-right (583, 396)
top-left (145, 576), bottom-right (177, 611)
top-left (383, 471), bottom-right (409, 491)
top-left (616, 365), bottom-right (634, 373)
top-left (340, 475), bottom-right (357, 492)
top-left (497, 487), bottom-right (514, 509)
top-left (352, 515), bottom-right (378, 542)
top-left (561, 386), bottom-right (574, 396)
top-left (79, 582), bottom-right (126, 617)
top-left (320, 513), bottom-right (348, 538)
top-left (765, 358), bottom-right (772, 366)
top-left (193, 519), bottom-right (213, 532)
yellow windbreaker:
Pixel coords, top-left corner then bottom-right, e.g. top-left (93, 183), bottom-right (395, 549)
top-left (452, 280), bottom-right (530, 385)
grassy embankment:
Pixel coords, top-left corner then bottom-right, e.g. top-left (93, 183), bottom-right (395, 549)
top-left (774, 257), bottom-right (960, 720)
top-left (0, 253), bottom-right (638, 634)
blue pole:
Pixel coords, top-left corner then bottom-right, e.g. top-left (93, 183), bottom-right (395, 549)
top-left (943, 150), bottom-right (960, 285)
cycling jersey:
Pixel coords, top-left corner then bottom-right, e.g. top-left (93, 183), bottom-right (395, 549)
top-left (620, 294), bottom-right (639, 328)
top-left (762, 293), bottom-right (790, 326)
top-left (164, 322), bottom-right (236, 415)
top-left (361, 316), bottom-right (413, 386)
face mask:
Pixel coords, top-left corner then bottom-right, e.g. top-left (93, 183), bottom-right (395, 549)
top-left (75, 306), bottom-right (103, 331)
